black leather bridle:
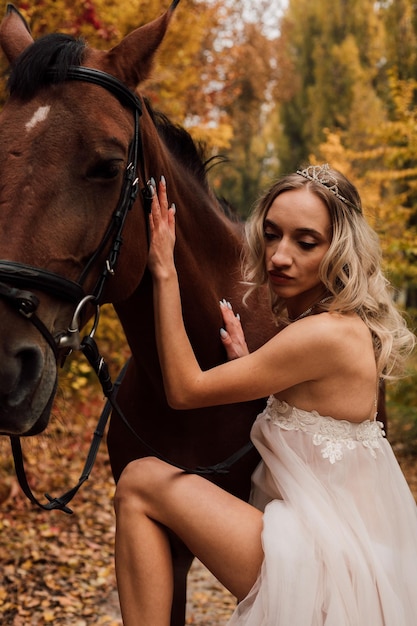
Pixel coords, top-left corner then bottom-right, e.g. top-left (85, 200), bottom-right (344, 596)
top-left (2, 65), bottom-right (255, 514)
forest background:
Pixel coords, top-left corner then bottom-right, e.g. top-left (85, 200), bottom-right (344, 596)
top-left (0, 0), bottom-right (416, 623)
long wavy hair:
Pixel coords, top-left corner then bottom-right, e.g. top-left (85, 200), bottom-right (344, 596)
top-left (243, 166), bottom-right (415, 380)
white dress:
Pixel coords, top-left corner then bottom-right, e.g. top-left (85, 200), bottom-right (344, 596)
top-left (227, 396), bottom-right (417, 626)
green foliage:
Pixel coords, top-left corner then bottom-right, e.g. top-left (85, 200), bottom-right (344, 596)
top-left (276, 0), bottom-right (385, 172)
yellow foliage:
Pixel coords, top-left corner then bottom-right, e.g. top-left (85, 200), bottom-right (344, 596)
top-left (315, 73), bottom-right (417, 287)
top-left (58, 305), bottom-right (130, 403)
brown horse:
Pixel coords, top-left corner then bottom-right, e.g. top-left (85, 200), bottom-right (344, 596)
top-left (0, 3), bottom-right (278, 623)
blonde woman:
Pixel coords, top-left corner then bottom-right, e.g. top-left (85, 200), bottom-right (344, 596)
top-left (114, 165), bottom-right (417, 626)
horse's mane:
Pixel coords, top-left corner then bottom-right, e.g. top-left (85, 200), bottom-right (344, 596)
top-left (144, 101), bottom-right (237, 221)
top-left (8, 33), bottom-right (86, 98)
top-left (145, 100), bottom-right (212, 190)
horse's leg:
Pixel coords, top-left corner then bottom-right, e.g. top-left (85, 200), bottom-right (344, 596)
top-left (168, 535), bottom-right (194, 626)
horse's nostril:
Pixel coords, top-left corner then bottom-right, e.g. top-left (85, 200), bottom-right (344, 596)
top-left (2, 345), bottom-right (44, 407)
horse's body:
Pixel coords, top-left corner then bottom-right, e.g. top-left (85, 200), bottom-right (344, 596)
top-left (0, 4), bottom-right (277, 623)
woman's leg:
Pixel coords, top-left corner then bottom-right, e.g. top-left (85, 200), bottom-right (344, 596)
top-left (114, 456), bottom-right (264, 626)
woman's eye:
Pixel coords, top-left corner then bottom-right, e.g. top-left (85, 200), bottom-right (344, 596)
top-left (299, 241), bottom-right (317, 250)
top-left (263, 231), bottom-right (278, 241)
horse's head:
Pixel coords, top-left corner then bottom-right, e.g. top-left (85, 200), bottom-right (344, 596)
top-left (0, 2), bottom-right (179, 434)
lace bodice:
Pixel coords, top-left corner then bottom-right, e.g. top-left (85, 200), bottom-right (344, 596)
top-left (259, 395), bottom-right (386, 464)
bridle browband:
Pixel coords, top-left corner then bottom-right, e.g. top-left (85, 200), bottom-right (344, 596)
top-left (1, 65), bottom-right (255, 514)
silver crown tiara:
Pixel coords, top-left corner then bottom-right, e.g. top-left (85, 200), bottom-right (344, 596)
top-left (296, 164), bottom-right (362, 214)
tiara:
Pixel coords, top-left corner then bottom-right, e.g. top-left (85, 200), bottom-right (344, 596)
top-left (296, 164), bottom-right (362, 214)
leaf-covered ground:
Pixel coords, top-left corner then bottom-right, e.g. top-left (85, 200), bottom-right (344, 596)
top-left (0, 388), bottom-right (238, 626)
top-left (0, 395), bottom-right (416, 625)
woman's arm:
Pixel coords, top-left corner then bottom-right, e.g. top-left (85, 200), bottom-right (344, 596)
top-left (147, 179), bottom-right (338, 409)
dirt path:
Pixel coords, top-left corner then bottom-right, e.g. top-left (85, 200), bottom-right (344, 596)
top-left (186, 560), bottom-right (235, 625)
top-left (101, 559), bottom-right (235, 625)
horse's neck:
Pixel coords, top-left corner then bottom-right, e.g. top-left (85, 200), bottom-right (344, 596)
top-left (115, 114), bottom-right (252, 366)
top-left (141, 117), bottom-right (244, 290)
top-left (116, 191), bottom-right (245, 369)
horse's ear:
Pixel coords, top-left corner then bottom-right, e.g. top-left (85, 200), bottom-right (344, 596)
top-left (103, 3), bottom-right (179, 88)
top-left (0, 4), bottom-right (34, 64)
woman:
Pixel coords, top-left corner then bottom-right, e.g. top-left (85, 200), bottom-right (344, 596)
top-left (114, 164), bottom-right (417, 625)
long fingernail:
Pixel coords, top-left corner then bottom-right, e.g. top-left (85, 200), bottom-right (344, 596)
top-left (151, 176), bottom-right (156, 188)
top-left (161, 175), bottom-right (166, 186)
top-left (236, 313), bottom-right (240, 320)
top-left (220, 328), bottom-right (227, 338)
top-left (171, 203), bottom-right (176, 215)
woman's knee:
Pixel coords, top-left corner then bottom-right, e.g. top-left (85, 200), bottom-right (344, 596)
top-left (114, 456), bottom-right (175, 514)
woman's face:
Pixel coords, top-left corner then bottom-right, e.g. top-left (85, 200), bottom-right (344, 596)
top-left (263, 187), bottom-right (331, 316)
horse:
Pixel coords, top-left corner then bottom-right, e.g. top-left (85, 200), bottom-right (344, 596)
top-left (0, 3), bottom-right (278, 623)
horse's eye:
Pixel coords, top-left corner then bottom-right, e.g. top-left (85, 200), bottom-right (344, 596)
top-left (87, 159), bottom-right (123, 180)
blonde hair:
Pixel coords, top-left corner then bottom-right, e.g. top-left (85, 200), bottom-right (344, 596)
top-left (243, 167), bottom-right (416, 380)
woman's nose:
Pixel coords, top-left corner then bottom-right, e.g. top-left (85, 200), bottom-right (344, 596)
top-left (270, 241), bottom-right (292, 267)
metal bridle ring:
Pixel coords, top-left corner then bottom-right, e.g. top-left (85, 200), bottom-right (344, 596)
top-left (57, 295), bottom-right (100, 351)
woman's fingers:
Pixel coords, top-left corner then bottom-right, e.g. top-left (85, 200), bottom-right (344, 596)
top-left (147, 176), bottom-right (177, 275)
top-left (219, 300), bottom-right (249, 359)
top-left (220, 299), bottom-right (241, 331)
top-left (149, 176), bottom-right (175, 230)
top-left (159, 175), bottom-right (169, 212)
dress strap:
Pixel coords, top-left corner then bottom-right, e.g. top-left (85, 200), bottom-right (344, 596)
top-left (370, 378), bottom-right (382, 421)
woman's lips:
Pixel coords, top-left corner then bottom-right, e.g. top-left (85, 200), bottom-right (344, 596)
top-left (268, 271), bottom-right (294, 285)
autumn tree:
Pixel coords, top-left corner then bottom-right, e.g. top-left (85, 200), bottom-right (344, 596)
top-left (207, 21), bottom-right (281, 215)
top-left (381, 0), bottom-right (417, 82)
top-left (0, 0), bottom-right (229, 126)
top-left (276, 0), bottom-right (386, 172)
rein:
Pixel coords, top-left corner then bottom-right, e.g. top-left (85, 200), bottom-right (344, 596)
top-left (1, 66), bottom-right (254, 515)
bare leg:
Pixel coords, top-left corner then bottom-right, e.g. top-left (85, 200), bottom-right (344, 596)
top-left (114, 456), bottom-right (264, 626)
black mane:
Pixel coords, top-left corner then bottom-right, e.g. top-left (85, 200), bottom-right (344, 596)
top-left (145, 100), bottom-right (230, 198)
top-left (146, 102), bottom-right (210, 190)
top-left (8, 33), bottom-right (85, 99)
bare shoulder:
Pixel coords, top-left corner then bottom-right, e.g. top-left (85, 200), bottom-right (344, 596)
top-left (271, 313), bottom-right (377, 421)
top-left (277, 312), bottom-right (373, 360)
top-left (282, 311), bottom-right (367, 340)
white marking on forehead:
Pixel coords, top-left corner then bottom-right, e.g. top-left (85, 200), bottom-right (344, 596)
top-left (25, 105), bottom-right (51, 131)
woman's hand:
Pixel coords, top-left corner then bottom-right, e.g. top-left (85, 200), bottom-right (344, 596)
top-left (147, 176), bottom-right (177, 280)
top-left (220, 300), bottom-right (250, 360)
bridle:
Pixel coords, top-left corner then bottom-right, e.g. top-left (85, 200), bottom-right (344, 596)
top-left (0, 65), bottom-right (255, 514)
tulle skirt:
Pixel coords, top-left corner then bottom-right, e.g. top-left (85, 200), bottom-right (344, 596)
top-left (226, 397), bottom-right (417, 626)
